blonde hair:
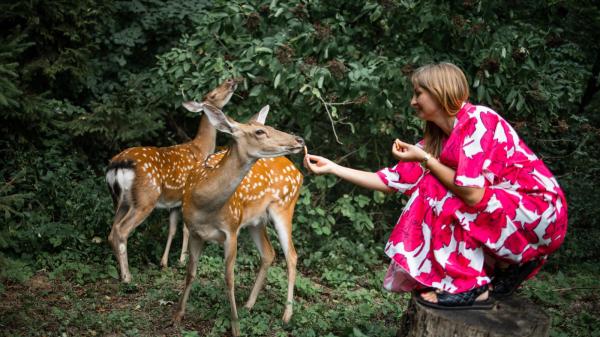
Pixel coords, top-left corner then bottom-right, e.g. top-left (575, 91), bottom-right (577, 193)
top-left (411, 62), bottom-right (469, 157)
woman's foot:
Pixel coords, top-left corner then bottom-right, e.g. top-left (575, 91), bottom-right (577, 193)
top-left (491, 260), bottom-right (540, 299)
top-left (420, 288), bottom-right (489, 303)
top-left (415, 284), bottom-right (494, 310)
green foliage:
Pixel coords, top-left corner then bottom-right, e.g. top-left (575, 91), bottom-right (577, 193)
top-left (521, 263), bottom-right (600, 337)
top-left (0, 254), bottom-right (33, 289)
top-left (150, 0), bottom-right (600, 259)
top-left (0, 33), bottom-right (31, 108)
top-left (1, 0), bottom-right (600, 336)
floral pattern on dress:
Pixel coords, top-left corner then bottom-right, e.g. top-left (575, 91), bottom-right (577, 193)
top-left (378, 103), bottom-right (568, 294)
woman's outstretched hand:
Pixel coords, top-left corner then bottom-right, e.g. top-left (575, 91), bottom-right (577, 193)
top-left (304, 153), bottom-right (337, 175)
top-left (392, 139), bottom-right (428, 162)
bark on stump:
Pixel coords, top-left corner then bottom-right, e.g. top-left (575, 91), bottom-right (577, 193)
top-left (397, 295), bottom-right (551, 337)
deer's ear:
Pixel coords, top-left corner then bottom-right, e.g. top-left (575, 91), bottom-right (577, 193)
top-left (182, 101), bottom-right (205, 113)
top-left (202, 103), bottom-right (237, 134)
top-left (248, 105), bottom-right (269, 125)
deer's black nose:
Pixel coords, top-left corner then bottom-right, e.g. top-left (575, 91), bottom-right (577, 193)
top-left (295, 137), bottom-right (305, 146)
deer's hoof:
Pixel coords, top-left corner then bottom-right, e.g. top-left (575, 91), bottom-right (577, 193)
top-left (231, 320), bottom-right (241, 337)
top-left (172, 311), bottom-right (184, 325)
top-left (282, 308), bottom-right (293, 323)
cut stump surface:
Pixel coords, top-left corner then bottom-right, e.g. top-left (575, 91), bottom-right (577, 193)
top-left (397, 295), bottom-right (551, 337)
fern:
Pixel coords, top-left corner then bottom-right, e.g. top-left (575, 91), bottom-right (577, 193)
top-left (0, 34), bottom-right (31, 108)
top-left (0, 169), bottom-right (33, 220)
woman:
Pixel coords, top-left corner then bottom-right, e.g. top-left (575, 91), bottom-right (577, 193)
top-left (303, 62), bottom-right (567, 309)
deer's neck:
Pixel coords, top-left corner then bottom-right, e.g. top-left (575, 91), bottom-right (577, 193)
top-left (191, 114), bottom-right (216, 160)
top-left (193, 143), bottom-right (255, 210)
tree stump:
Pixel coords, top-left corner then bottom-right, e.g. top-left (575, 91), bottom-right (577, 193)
top-left (397, 295), bottom-right (551, 337)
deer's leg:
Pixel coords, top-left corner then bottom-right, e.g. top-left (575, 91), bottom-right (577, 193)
top-left (108, 205), bottom-right (135, 280)
top-left (173, 233), bottom-right (205, 323)
top-left (270, 206), bottom-right (298, 323)
top-left (178, 223), bottom-right (189, 267)
top-left (112, 195), bottom-right (130, 225)
top-left (245, 224), bottom-right (275, 310)
top-left (108, 203), bottom-right (154, 283)
top-left (224, 234), bottom-right (241, 337)
top-left (160, 208), bottom-right (179, 268)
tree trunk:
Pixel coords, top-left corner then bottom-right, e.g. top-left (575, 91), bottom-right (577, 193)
top-left (397, 295), bottom-right (551, 337)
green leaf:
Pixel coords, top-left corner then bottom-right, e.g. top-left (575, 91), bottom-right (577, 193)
top-left (255, 46), bottom-right (273, 54)
top-left (274, 73), bottom-right (281, 89)
top-left (107, 265), bottom-right (119, 280)
top-left (249, 85), bottom-right (264, 97)
top-left (311, 88), bottom-right (321, 99)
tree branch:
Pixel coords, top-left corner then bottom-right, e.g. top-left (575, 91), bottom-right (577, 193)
top-left (315, 96), bottom-right (365, 145)
top-left (166, 112), bottom-right (191, 142)
top-left (316, 94), bottom-right (344, 145)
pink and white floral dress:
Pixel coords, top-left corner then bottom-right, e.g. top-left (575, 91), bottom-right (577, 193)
top-left (377, 103), bottom-right (568, 294)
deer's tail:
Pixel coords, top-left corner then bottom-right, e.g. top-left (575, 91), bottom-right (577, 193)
top-left (106, 160), bottom-right (136, 221)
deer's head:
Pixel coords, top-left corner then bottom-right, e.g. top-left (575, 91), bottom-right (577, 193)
top-left (201, 103), bottom-right (304, 159)
top-left (183, 78), bottom-right (239, 112)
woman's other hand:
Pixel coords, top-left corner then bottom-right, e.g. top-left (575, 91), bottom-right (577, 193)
top-left (392, 139), bottom-right (428, 162)
top-left (304, 154), bottom-right (337, 175)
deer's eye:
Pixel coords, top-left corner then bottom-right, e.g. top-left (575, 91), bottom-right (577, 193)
top-left (255, 129), bottom-right (266, 136)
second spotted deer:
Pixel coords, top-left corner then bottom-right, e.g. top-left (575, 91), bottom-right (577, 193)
top-left (105, 79), bottom-right (237, 283)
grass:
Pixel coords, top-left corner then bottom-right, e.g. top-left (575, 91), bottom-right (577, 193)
top-left (0, 242), bottom-right (405, 337)
top-left (1, 243), bottom-right (598, 337)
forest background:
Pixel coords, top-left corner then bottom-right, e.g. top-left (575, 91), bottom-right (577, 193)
top-left (1, 1), bottom-right (599, 336)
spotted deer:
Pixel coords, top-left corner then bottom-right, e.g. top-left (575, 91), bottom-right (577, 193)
top-left (105, 79), bottom-right (237, 283)
top-left (172, 103), bottom-right (304, 337)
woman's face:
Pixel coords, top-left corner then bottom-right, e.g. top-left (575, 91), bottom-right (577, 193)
top-left (410, 85), bottom-right (443, 122)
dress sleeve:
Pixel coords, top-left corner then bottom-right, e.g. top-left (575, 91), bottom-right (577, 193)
top-left (455, 109), bottom-right (503, 188)
top-left (376, 162), bottom-right (425, 195)
top-left (376, 142), bottom-right (426, 195)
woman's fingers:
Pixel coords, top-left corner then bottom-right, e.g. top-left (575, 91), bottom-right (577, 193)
top-left (393, 139), bottom-right (410, 154)
top-left (303, 154), bottom-right (315, 171)
top-left (392, 139), bottom-right (423, 162)
top-left (305, 154), bottom-right (322, 164)
top-left (304, 153), bottom-right (326, 174)
top-left (394, 139), bottom-right (411, 150)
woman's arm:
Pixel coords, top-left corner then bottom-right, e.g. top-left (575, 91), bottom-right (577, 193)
top-left (425, 157), bottom-right (485, 206)
top-left (304, 154), bottom-right (394, 193)
top-left (392, 140), bottom-right (485, 206)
